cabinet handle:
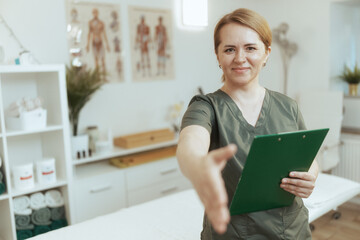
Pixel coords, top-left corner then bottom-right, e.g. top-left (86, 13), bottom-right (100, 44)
top-left (161, 186), bottom-right (178, 194)
top-left (90, 184), bottom-right (111, 193)
top-left (160, 168), bottom-right (177, 175)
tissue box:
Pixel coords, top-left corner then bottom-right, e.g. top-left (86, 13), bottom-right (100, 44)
top-left (113, 128), bottom-right (175, 149)
top-left (6, 108), bottom-right (47, 131)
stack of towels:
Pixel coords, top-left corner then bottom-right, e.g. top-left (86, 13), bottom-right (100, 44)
top-left (14, 189), bottom-right (68, 240)
top-left (0, 158), bottom-right (5, 195)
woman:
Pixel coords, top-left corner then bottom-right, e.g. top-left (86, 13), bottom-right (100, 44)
top-left (176, 8), bottom-right (317, 239)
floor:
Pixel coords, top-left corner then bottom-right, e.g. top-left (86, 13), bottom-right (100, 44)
top-left (311, 202), bottom-right (360, 240)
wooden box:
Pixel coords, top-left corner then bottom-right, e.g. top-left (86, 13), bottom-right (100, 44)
top-left (110, 145), bottom-right (177, 168)
top-left (113, 128), bottom-right (175, 149)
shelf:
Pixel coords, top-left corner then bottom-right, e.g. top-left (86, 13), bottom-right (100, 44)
top-left (5, 125), bottom-right (63, 137)
top-left (73, 139), bottom-right (178, 166)
top-left (11, 179), bottom-right (67, 197)
top-left (0, 64), bottom-right (64, 73)
top-left (0, 194), bottom-right (9, 201)
top-left (344, 95), bottom-right (360, 99)
top-left (342, 127), bottom-right (360, 135)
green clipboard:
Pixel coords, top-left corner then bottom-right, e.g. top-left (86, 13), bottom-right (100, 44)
top-left (229, 128), bottom-right (329, 216)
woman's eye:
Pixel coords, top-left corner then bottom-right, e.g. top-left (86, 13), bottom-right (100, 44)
top-left (225, 48), bottom-right (235, 53)
top-left (246, 47), bottom-right (256, 51)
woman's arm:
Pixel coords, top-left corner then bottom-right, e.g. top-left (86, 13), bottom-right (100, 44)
top-left (176, 125), bottom-right (237, 234)
top-left (280, 160), bottom-right (319, 198)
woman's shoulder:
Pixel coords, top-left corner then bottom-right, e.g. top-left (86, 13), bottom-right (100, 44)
top-left (189, 89), bottom-right (224, 106)
top-left (267, 89), bottom-right (298, 108)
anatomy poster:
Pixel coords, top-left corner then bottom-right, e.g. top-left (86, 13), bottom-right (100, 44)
top-left (129, 6), bottom-right (174, 82)
top-left (66, 2), bottom-right (124, 82)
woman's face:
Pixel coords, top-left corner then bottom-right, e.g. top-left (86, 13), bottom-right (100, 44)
top-left (217, 23), bottom-right (271, 87)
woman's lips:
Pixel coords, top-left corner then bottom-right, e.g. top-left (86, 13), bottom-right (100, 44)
top-left (232, 67), bottom-right (250, 73)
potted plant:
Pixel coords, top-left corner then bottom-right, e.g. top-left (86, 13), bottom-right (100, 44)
top-left (66, 65), bottom-right (105, 158)
top-left (339, 63), bottom-right (360, 96)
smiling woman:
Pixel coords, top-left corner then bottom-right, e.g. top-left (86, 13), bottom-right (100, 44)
top-left (217, 23), bottom-right (270, 88)
top-left (217, 23), bottom-right (270, 126)
top-left (176, 8), bottom-right (318, 240)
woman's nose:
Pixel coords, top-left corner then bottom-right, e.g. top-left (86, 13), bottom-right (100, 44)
top-left (234, 50), bottom-right (246, 63)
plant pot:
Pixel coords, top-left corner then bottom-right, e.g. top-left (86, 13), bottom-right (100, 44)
top-left (71, 134), bottom-right (89, 159)
top-left (349, 83), bottom-right (359, 96)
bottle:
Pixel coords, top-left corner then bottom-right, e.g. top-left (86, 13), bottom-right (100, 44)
top-left (86, 126), bottom-right (99, 153)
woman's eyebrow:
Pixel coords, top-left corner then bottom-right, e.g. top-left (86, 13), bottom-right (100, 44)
top-left (223, 44), bottom-right (236, 48)
top-left (244, 43), bottom-right (257, 46)
top-left (223, 43), bottom-right (257, 48)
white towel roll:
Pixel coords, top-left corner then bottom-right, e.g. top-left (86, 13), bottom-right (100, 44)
top-left (30, 192), bottom-right (47, 210)
top-left (13, 196), bottom-right (32, 215)
top-left (45, 190), bottom-right (64, 208)
top-left (14, 208), bottom-right (32, 215)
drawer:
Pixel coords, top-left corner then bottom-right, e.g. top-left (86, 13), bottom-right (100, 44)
top-left (125, 157), bottom-right (182, 191)
top-left (74, 170), bottom-right (126, 223)
top-left (127, 176), bottom-right (192, 206)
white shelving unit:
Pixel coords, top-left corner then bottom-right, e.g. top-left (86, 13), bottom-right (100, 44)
top-left (0, 65), bottom-right (73, 240)
top-left (0, 65), bottom-right (191, 236)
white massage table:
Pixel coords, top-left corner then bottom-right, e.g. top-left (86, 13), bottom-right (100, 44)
top-left (303, 173), bottom-right (360, 223)
top-left (30, 173), bottom-right (360, 240)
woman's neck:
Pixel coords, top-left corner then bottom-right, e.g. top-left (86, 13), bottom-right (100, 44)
top-left (221, 82), bottom-right (266, 127)
top-left (221, 82), bottom-right (264, 106)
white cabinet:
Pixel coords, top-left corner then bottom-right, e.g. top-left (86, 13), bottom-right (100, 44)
top-left (0, 65), bottom-right (73, 240)
top-left (126, 157), bottom-right (191, 206)
top-left (74, 162), bottom-right (126, 223)
top-left (343, 96), bottom-right (360, 130)
top-left (72, 143), bottom-right (192, 223)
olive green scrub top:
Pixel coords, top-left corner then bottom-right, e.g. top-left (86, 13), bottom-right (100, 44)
top-left (181, 89), bottom-right (312, 240)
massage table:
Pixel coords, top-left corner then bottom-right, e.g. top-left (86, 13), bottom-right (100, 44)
top-left (29, 173), bottom-right (360, 240)
top-left (303, 173), bottom-right (360, 223)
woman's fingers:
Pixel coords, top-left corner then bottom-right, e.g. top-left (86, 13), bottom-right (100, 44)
top-left (280, 171), bottom-right (316, 198)
top-left (288, 171), bottom-right (316, 181)
top-left (207, 202), bottom-right (229, 234)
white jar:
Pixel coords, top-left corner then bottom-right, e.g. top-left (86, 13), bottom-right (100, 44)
top-left (12, 163), bottom-right (34, 190)
top-left (36, 158), bottom-right (56, 185)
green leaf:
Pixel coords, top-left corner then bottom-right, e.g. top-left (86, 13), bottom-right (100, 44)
top-left (66, 65), bottom-right (105, 135)
top-left (339, 63), bottom-right (360, 84)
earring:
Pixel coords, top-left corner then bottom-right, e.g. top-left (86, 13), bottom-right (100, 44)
top-left (263, 62), bottom-right (266, 67)
top-left (219, 64), bottom-right (222, 69)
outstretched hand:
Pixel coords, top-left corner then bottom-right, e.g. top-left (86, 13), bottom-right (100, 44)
top-left (280, 171), bottom-right (316, 198)
top-left (191, 144), bottom-right (237, 234)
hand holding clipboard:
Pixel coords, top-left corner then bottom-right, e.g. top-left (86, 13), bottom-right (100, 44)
top-left (230, 128), bottom-right (329, 215)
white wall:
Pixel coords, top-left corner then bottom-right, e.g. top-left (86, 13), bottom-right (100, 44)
top-left (330, 1), bottom-right (360, 94)
top-left (235, 0), bottom-right (332, 97)
top-left (0, 0), bottom-right (334, 136)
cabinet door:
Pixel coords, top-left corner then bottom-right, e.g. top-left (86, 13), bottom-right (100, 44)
top-left (343, 97), bottom-right (360, 129)
top-left (126, 157), bottom-right (183, 191)
top-left (74, 170), bottom-right (126, 223)
top-left (127, 176), bottom-right (192, 206)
